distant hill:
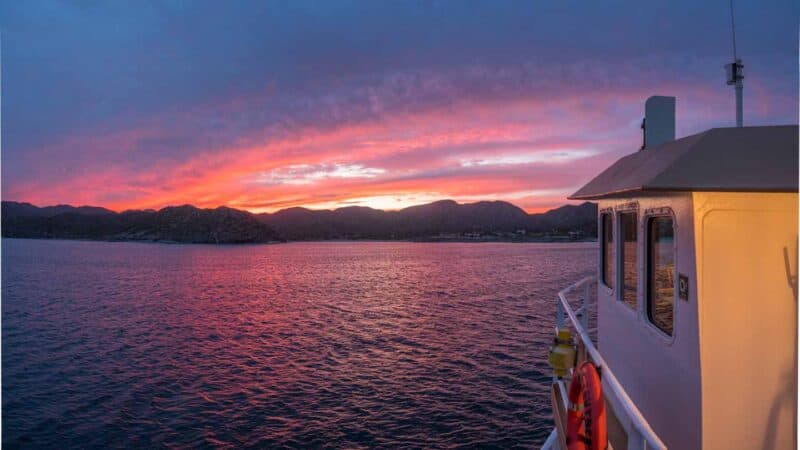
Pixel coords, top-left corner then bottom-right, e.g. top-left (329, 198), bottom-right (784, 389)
top-left (2, 201), bottom-right (115, 218)
top-left (1, 202), bottom-right (279, 244)
top-left (258, 200), bottom-right (597, 240)
top-left (533, 203), bottom-right (600, 231)
top-left (1, 199), bottom-right (596, 243)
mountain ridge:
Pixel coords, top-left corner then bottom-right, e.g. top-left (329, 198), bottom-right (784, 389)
top-left (257, 200), bottom-right (596, 240)
top-left (1, 199), bottom-right (597, 243)
top-left (2, 202), bottom-right (279, 244)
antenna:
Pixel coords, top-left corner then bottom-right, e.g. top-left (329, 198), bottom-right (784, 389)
top-left (729, 0), bottom-right (738, 60)
top-left (725, 0), bottom-right (744, 127)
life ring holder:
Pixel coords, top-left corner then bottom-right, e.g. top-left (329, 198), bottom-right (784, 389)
top-left (566, 361), bottom-right (607, 450)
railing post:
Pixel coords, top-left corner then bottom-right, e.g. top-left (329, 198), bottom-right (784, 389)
top-left (556, 300), bottom-right (565, 331)
top-left (627, 429), bottom-right (644, 450)
top-left (554, 301), bottom-right (566, 383)
top-left (581, 280), bottom-right (590, 332)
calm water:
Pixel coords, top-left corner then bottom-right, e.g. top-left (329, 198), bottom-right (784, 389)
top-left (3, 239), bottom-right (594, 448)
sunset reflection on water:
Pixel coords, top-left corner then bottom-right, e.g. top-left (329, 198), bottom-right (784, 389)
top-left (3, 239), bottom-right (594, 448)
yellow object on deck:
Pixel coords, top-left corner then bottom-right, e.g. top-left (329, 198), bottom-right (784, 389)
top-left (547, 328), bottom-right (576, 378)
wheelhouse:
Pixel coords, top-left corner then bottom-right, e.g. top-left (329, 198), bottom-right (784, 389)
top-left (546, 96), bottom-right (798, 450)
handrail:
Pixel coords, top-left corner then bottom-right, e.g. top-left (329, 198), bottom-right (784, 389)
top-left (556, 276), bottom-right (667, 450)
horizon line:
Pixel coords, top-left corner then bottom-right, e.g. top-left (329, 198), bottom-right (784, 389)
top-left (2, 198), bottom-right (592, 216)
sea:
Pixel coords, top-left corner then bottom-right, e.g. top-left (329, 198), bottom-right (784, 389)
top-left (2, 238), bottom-right (595, 448)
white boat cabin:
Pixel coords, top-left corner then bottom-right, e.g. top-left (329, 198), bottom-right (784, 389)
top-left (565, 97), bottom-right (798, 449)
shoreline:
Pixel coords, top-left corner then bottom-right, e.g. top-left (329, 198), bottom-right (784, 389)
top-left (2, 235), bottom-right (597, 245)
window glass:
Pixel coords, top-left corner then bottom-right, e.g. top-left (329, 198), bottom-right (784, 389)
top-left (620, 213), bottom-right (637, 309)
top-left (601, 213), bottom-right (614, 288)
top-left (647, 216), bottom-right (675, 335)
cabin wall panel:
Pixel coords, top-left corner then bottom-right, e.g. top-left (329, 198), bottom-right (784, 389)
top-left (694, 192), bottom-right (797, 450)
top-left (596, 194), bottom-right (701, 450)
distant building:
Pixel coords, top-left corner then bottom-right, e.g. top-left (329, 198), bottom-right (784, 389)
top-left (567, 230), bottom-right (583, 240)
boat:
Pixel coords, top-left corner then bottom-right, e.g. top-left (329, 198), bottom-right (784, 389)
top-left (542, 95), bottom-right (798, 449)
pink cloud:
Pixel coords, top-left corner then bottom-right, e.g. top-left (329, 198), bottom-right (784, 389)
top-left (5, 59), bottom-right (795, 214)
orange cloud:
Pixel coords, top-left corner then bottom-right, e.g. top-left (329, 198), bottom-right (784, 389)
top-left (5, 81), bottom-right (768, 214)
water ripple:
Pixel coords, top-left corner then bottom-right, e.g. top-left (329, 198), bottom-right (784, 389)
top-left (3, 239), bottom-right (594, 448)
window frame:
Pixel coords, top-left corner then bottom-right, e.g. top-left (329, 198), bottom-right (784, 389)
top-left (616, 206), bottom-right (639, 312)
top-left (599, 210), bottom-right (614, 291)
top-left (644, 209), bottom-right (678, 339)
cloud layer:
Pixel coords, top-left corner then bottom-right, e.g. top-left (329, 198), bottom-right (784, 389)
top-left (2, 1), bottom-right (797, 212)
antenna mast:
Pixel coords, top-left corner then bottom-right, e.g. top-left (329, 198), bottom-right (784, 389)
top-left (725, 0), bottom-right (744, 127)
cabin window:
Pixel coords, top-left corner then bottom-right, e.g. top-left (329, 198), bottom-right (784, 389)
top-left (619, 212), bottom-right (637, 309)
top-left (601, 213), bottom-right (614, 288)
top-left (647, 216), bottom-right (675, 335)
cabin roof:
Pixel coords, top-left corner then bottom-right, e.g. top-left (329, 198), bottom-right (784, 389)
top-left (570, 125), bottom-right (799, 200)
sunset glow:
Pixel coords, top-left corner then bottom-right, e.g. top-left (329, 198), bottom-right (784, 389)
top-left (2, 1), bottom-right (797, 213)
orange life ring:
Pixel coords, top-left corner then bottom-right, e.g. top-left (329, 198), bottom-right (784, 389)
top-left (566, 362), bottom-right (607, 450)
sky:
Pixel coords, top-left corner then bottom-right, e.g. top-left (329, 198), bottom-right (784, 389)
top-left (1, 1), bottom-right (797, 213)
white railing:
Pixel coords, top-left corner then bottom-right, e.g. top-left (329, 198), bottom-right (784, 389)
top-left (548, 276), bottom-right (667, 450)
